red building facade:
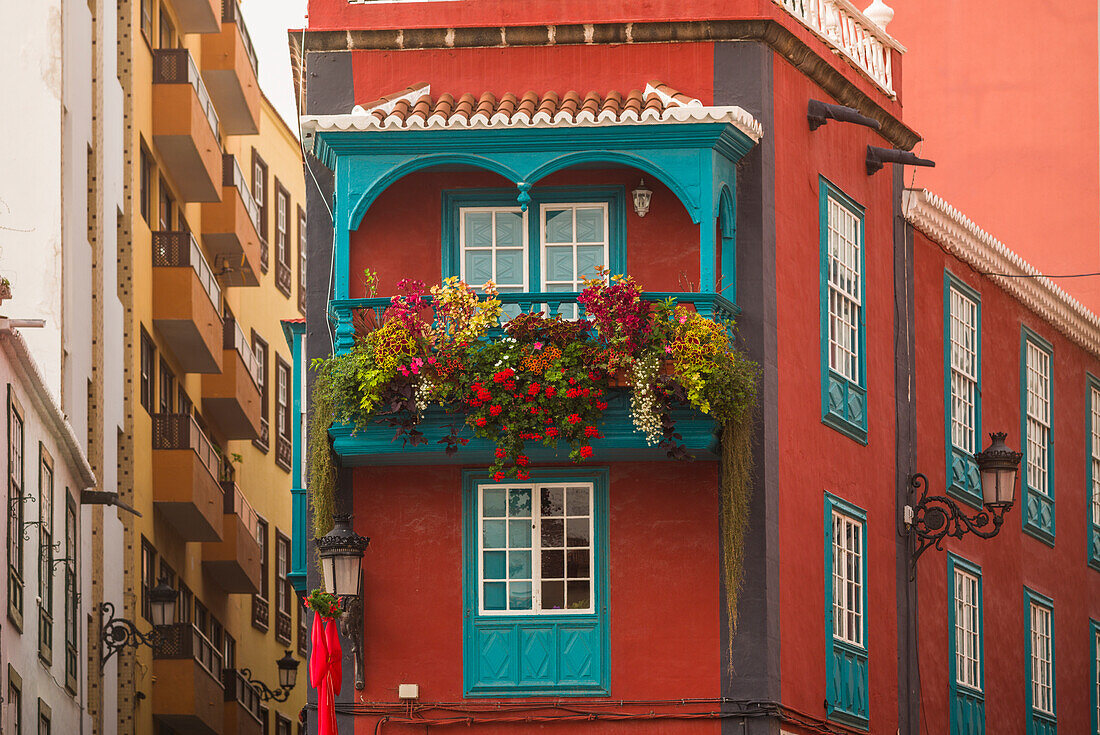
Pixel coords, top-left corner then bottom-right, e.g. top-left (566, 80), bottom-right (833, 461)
top-left (292, 2), bottom-right (1099, 734)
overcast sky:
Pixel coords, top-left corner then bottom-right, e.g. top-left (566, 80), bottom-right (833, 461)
top-left (240, 0), bottom-right (308, 135)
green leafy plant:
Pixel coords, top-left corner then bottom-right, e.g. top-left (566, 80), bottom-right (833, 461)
top-left (303, 589), bottom-right (342, 619)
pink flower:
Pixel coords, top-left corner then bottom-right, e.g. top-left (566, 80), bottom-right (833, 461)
top-left (398, 365), bottom-right (410, 376)
top-left (665, 345), bottom-right (673, 354)
top-left (533, 342), bottom-right (544, 350)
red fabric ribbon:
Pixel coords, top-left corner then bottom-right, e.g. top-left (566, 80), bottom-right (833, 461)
top-left (309, 614), bottom-right (342, 735)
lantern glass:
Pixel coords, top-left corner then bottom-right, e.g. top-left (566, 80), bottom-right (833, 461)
top-left (631, 179), bottom-right (653, 217)
top-left (149, 580), bottom-right (179, 627)
top-left (975, 432), bottom-right (1022, 508)
top-left (277, 651), bottom-right (299, 689)
top-left (333, 553), bottom-right (362, 599)
top-left (316, 515), bottom-right (369, 597)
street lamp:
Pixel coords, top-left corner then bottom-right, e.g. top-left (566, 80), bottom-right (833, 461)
top-left (315, 513), bottom-right (370, 690)
top-left (905, 432), bottom-right (1022, 574)
top-left (100, 577), bottom-right (180, 669)
top-left (631, 178), bottom-right (653, 217)
top-left (315, 514), bottom-right (369, 598)
top-left (242, 650), bottom-right (300, 702)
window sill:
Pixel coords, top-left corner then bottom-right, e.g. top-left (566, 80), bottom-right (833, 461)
top-left (1021, 490), bottom-right (1055, 547)
top-left (821, 413), bottom-right (868, 445)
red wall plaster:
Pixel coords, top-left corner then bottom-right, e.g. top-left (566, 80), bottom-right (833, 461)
top-left (911, 228), bottom-right (1100, 734)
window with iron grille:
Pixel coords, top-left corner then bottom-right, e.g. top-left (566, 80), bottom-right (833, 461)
top-left (945, 274), bottom-right (982, 506)
top-left (140, 328), bottom-right (155, 413)
top-left (1021, 329), bottom-right (1055, 543)
top-left (1025, 589), bottom-right (1056, 730)
top-left (8, 386), bottom-right (25, 628)
top-left (64, 496), bottom-right (77, 693)
top-left (819, 179), bottom-right (866, 443)
top-left (37, 446), bottom-right (53, 664)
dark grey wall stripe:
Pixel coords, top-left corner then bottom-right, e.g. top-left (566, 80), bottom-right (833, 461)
top-left (893, 164), bottom-right (919, 734)
top-left (715, 41), bottom-right (781, 735)
top-left (305, 51), bottom-right (355, 116)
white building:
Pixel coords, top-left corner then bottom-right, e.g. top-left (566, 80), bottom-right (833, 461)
top-left (0, 325), bottom-right (96, 734)
top-left (0, 0), bottom-right (126, 731)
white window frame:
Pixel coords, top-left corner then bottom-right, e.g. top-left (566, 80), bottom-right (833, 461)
top-left (830, 509), bottom-right (864, 648)
top-left (1025, 341), bottom-right (1052, 496)
top-left (538, 202), bottom-right (610, 294)
top-left (825, 195), bottom-right (863, 385)
top-left (276, 361), bottom-right (289, 441)
top-left (953, 568), bottom-right (981, 691)
top-left (949, 286), bottom-right (979, 454)
top-left (276, 190), bottom-right (288, 265)
top-left (476, 482), bottom-right (594, 617)
top-left (458, 206), bottom-right (529, 292)
top-left (1030, 602), bottom-right (1054, 715)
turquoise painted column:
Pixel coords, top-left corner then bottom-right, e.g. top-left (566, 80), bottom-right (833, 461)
top-left (697, 150), bottom-right (718, 298)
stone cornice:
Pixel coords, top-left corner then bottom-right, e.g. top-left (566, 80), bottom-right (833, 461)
top-left (288, 17), bottom-right (920, 150)
top-left (904, 188), bottom-right (1100, 359)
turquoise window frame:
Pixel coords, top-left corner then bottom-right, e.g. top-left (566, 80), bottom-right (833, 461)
top-left (823, 492), bottom-right (869, 729)
top-left (947, 554), bottom-right (985, 735)
top-left (1090, 619), bottom-right (1100, 735)
top-left (1020, 327), bottom-right (1055, 545)
top-left (1087, 374), bottom-right (1100, 571)
top-left (819, 177), bottom-right (868, 444)
top-left (442, 187), bottom-right (627, 289)
top-left (462, 468), bottom-right (610, 697)
top-left (944, 272), bottom-right (983, 508)
top-left (1024, 587), bottom-right (1056, 735)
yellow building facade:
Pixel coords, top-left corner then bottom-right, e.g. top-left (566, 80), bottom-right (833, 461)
top-left (118, 0), bottom-right (307, 732)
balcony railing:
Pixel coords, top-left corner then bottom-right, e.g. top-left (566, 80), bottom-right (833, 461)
top-left (329, 291), bottom-right (740, 352)
top-left (275, 260), bottom-right (292, 298)
top-left (251, 595), bottom-right (269, 632)
top-left (774, 0), bottom-right (900, 95)
top-left (154, 623), bottom-right (224, 683)
top-left (223, 669), bottom-right (263, 724)
top-left (222, 0), bottom-right (258, 78)
top-left (223, 316), bottom-right (263, 388)
top-left (274, 434), bottom-right (292, 472)
top-left (152, 413), bottom-right (220, 485)
top-left (274, 610), bottom-right (292, 644)
top-left (153, 48), bottom-right (220, 140)
top-left (222, 154), bottom-right (261, 235)
top-left (153, 231), bottom-right (222, 311)
top-left (220, 481), bottom-right (260, 542)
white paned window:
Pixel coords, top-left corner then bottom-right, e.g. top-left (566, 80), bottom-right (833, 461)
top-left (540, 203), bottom-right (609, 319)
top-left (826, 196), bottom-right (862, 384)
top-left (1094, 628), bottom-right (1100, 730)
top-left (460, 207), bottom-right (528, 294)
top-left (949, 287), bottom-right (979, 453)
top-left (831, 510), bottom-right (864, 647)
top-left (1091, 386), bottom-right (1100, 526)
top-left (1025, 341), bottom-right (1052, 495)
top-left (1030, 602), bottom-right (1054, 715)
top-left (953, 569), bottom-right (981, 690)
top-left (478, 483), bottom-right (593, 615)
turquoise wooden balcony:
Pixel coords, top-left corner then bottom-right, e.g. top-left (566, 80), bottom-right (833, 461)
top-left (324, 291), bottom-right (738, 466)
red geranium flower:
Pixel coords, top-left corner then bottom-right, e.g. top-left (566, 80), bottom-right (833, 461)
top-left (584, 426), bottom-right (599, 438)
top-left (567, 414), bottom-right (582, 424)
top-left (528, 383), bottom-right (541, 396)
top-left (545, 427), bottom-right (559, 437)
top-left (489, 405), bottom-right (503, 416)
top-left (517, 470), bottom-right (530, 480)
top-left (579, 446), bottom-right (593, 458)
top-left (545, 386), bottom-right (556, 398)
top-left (516, 455), bottom-right (529, 466)
top-left (493, 472), bottom-right (506, 481)
top-left (596, 401), bottom-right (608, 411)
top-left (475, 417), bottom-right (487, 427)
top-left (495, 447), bottom-right (507, 459)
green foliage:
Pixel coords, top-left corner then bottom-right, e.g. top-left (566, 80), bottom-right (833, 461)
top-left (303, 588), bottom-right (342, 619)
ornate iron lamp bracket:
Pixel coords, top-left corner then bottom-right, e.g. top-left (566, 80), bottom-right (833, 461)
top-left (338, 595), bottom-right (365, 691)
top-left (240, 668), bottom-right (295, 703)
top-left (100, 601), bottom-right (157, 668)
top-left (904, 473), bottom-right (1010, 578)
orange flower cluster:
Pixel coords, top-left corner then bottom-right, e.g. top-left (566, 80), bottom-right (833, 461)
top-left (520, 344), bottom-right (562, 374)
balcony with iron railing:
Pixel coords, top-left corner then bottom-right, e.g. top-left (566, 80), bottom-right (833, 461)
top-left (152, 231), bottom-right (224, 374)
top-left (202, 481), bottom-right (262, 594)
top-left (222, 668), bottom-right (263, 735)
top-left (201, 0), bottom-right (260, 134)
top-left (201, 154), bottom-right (262, 287)
top-left (202, 315), bottom-right (262, 439)
top-left (152, 413), bottom-right (225, 542)
top-left (152, 48), bottom-right (222, 202)
top-left (153, 623), bottom-right (225, 735)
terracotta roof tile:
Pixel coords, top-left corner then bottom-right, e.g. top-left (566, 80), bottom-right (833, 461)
top-left (318, 81), bottom-right (763, 141)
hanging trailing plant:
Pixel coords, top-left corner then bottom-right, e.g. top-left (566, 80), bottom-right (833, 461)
top-left (309, 276), bottom-right (758, 575)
